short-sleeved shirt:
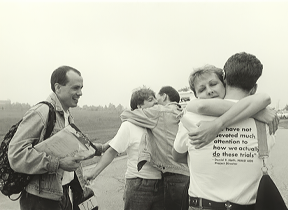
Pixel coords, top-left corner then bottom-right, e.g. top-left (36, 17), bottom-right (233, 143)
top-left (109, 121), bottom-right (161, 179)
top-left (174, 110), bottom-right (275, 205)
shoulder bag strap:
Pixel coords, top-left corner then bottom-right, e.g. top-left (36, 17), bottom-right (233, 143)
top-left (69, 123), bottom-right (100, 154)
top-left (255, 120), bottom-right (269, 174)
top-left (255, 120), bottom-right (269, 158)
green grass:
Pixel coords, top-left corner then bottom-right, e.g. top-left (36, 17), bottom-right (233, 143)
top-left (0, 109), bottom-right (29, 137)
top-left (2, 108), bottom-right (287, 143)
top-left (70, 109), bottom-right (122, 143)
top-left (0, 109), bottom-right (122, 144)
top-left (279, 119), bottom-right (288, 129)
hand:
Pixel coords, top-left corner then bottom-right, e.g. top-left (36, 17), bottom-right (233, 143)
top-left (59, 156), bottom-right (84, 172)
top-left (84, 169), bottom-right (98, 183)
top-left (102, 142), bottom-right (110, 152)
top-left (253, 108), bottom-right (279, 135)
top-left (176, 110), bottom-right (185, 119)
top-left (188, 120), bottom-right (222, 149)
top-left (92, 143), bottom-right (110, 156)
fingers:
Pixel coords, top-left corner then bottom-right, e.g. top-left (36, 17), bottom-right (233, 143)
top-left (273, 116), bottom-right (279, 134)
top-left (188, 132), bottom-right (198, 137)
top-left (195, 143), bottom-right (206, 149)
top-left (268, 116), bottom-right (279, 135)
top-left (73, 156), bottom-right (85, 163)
top-left (189, 140), bottom-right (202, 145)
top-left (268, 122), bottom-right (273, 135)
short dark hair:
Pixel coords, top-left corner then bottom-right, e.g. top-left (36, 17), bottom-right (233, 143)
top-left (158, 86), bottom-right (180, 103)
top-left (189, 65), bottom-right (225, 97)
top-left (130, 87), bottom-right (155, 110)
top-left (50, 66), bottom-right (81, 92)
top-left (223, 52), bottom-right (263, 92)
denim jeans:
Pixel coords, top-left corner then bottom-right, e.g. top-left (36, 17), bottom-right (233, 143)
top-left (189, 207), bottom-right (209, 210)
top-left (163, 173), bottom-right (190, 210)
top-left (20, 185), bottom-right (72, 210)
top-left (123, 177), bottom-right (164, 210)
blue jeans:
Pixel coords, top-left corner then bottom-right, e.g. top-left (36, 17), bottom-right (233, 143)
top-left (123, 177), bottom-right (164, 210)
top-left (20, 185), bottom-right (72, 210)
top-left (163, 173), bottom-right (190, 210)
top-left (189, 207), bottom-right (208, 210)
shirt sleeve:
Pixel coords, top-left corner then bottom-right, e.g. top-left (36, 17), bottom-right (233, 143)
top-left (120, 106), bottom-right (162, 129)
top-left (109, 121), bottom-right (131, 154)
top-left (173, 121), bottom-right (189, 153)
top-left (8, 105), bottom-right (59, 174)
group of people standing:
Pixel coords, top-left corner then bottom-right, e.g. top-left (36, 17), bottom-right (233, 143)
top-left (8, 51), bottom-right (279, 210)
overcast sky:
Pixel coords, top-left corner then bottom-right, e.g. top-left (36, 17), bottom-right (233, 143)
top-left (0, 1), bottom-right (288, 109)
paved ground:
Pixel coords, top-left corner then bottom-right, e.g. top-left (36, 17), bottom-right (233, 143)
top-left (1, 129), bottom-right (288, 210)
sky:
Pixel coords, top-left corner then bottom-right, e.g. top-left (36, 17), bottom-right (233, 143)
top-left (0, 1), bottom-right (288, 109)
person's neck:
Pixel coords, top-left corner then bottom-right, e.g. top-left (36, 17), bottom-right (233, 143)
top-left (162, 99), bottom-right (173, 106)
top-left (224, 86), bottom-right (250, 100)
top-left (56, 95), bottom-right (69, 112)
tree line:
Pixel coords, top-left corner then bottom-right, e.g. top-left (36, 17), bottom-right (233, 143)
top-left (0, 102), bottom-right (125, 112)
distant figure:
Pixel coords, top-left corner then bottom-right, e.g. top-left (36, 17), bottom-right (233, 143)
top-left (85, 87), bottom-right (165, 210)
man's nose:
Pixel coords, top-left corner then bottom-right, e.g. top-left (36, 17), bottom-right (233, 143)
top-left (77, 89), bottom-right (83, 96)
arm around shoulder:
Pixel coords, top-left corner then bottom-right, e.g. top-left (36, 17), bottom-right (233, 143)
top-left (186, 99), bottom-right (234, 116)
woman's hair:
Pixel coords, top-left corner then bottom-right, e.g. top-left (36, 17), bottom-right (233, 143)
top-left (188, 64), bottom-right (225, 97)
top-left (130, 86), bottom-right (155, 110)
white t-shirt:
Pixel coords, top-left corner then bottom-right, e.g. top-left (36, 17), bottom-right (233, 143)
top-left (174, 111), bottom-right (275, 205)
top-left (62, 110), bottom-right (74, 185)
top-left (109, 121), bottom-right (161, 179)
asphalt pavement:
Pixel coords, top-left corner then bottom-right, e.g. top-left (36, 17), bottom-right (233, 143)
top-left (1, 129), bottom-right (287, 210)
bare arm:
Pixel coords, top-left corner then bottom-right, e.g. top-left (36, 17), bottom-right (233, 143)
top-left (186, 98), bottom-right (234, 116)
top-left (186, 93), bottom-right (270, 118)
top-left (172, 148), bottom-right (188, 164)
top-left (189, 93), bottom-right (272, 148)
top-left (214, 93), bottom-right (271, 130)
top-left (84, 147), bottom-right (118, 181)
top-left (186, 94), bottom-right (278, 133)
top-left (252, 108), bottom-right (279, 135)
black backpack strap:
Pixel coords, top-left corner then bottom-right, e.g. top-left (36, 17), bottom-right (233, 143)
top-left (35, 101), bottom-right (56, 195)
top-left (37, 101), bottom-right (56, 140)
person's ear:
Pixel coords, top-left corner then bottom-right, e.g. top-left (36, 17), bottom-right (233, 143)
top-left (163, 93), bottom-right (168, 102)
top-left (249, 84), bottom-right (257, 95)
top-left (55, 83), bottom-right (61, 94)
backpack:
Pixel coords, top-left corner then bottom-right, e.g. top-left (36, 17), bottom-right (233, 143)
top-left (254, 121), bottom-right (287, 210)
top-left (0, 101), bottom-right (56, 200)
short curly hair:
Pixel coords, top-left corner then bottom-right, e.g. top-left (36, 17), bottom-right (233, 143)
top-left (188, 64), bottom-right (225, 97)
top-left (223, 52), bottom-right (262, 92)
top-left (130, 87), bottom-right (156, 110)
